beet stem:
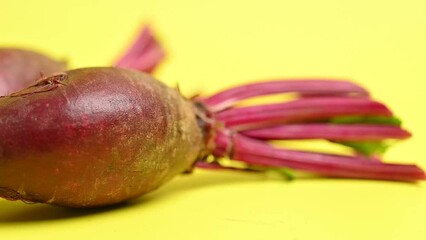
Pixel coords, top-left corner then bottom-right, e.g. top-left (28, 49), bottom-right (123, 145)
top-left (241, 124), bottom-right (411, 141)
top-left (114, 25), bottom-right (165, 73)
top-left (203, 80), bottom-right (370, 112)
top-left (195, 161), bottom-right (263, 172)
top-left (216, 97), bottom-right (393, 130)
top-left (211, 131), bottom-right (425, 181)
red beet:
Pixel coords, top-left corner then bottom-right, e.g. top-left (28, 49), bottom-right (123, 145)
top-left (0, 48), bottom-right (66, 96)
top-left (0, 68), bottom-right (205, 207)
top-left (0, 26), bottom-right (164, 97)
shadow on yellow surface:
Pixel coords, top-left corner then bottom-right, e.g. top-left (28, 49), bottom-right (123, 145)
top-left (0, 169), bottom-right (420, 223)
top-left (0, 170), bottom-right (263, 222)
top-left (0, 201), bottom-right (120, 222)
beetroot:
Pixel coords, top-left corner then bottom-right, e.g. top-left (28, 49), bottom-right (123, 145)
top-left (0, 68), bottom-right (204, 207)
top-left (0, 26), bottom-right (164, 97)
top-left (0, 48), bottom-right (66, 96)
top-left (0, 28), bottom-right (424, 208)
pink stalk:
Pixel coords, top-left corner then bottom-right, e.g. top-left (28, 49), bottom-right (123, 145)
top-left (354, 153), bottom-right (383, 162)
top-left (195, 161), bottom-right (263, 172)
top-left (210, 131), bottom-right (425, 181)
top-left (116, 24), bottom-right (423, 182)
top-left (115, 26), bottom-right (165, 73)
top-left (202, 80), bottom-right (370, 112)
top-left (241, 124), bottom-right (411, 141)
top-left (216, 97), bottom-right (393, 130)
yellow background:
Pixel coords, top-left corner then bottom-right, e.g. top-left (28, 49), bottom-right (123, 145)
top-left (1, 0), bottom-right (426, 239)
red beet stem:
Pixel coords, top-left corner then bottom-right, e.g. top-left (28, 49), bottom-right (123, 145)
top-left (202, 80), bottom-right (369, 112)
top-left (195, 161), bottom-right (263, 172)
top-left (241, 124), bottom-right (411, 141)
top-left (216, 97), bottom-right (393, 130)
top-left (115, 25), bottom-right (165, 73)
top-left (212, 131), bottom-right (425, 181)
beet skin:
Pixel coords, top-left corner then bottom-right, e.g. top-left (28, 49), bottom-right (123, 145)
top-left (0, 67), bottom-right (205, 207)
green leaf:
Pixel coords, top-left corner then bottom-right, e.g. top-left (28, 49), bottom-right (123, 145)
top-left (330, 116), bottom-right (402, 125)
top-left (336, 141), bottom-right (390, 156)
top-left (273, 168), bottom-right (295, 181)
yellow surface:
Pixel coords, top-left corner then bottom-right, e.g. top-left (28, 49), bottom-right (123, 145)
top-left (1, 0), bottom-right (426, 239)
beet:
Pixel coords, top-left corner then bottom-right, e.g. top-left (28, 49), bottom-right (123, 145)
top-left (0, 68), bottom-right (205, 207)
top-left (0, 26), bottom-right (164, 97)
top-left (0, 48), bottom-right (66, 96)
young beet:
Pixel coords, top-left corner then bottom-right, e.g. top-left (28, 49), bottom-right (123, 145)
top-left (0, 48), bottom-right (66, 96)
top-left (0, 68), bottom-right (204, 207)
